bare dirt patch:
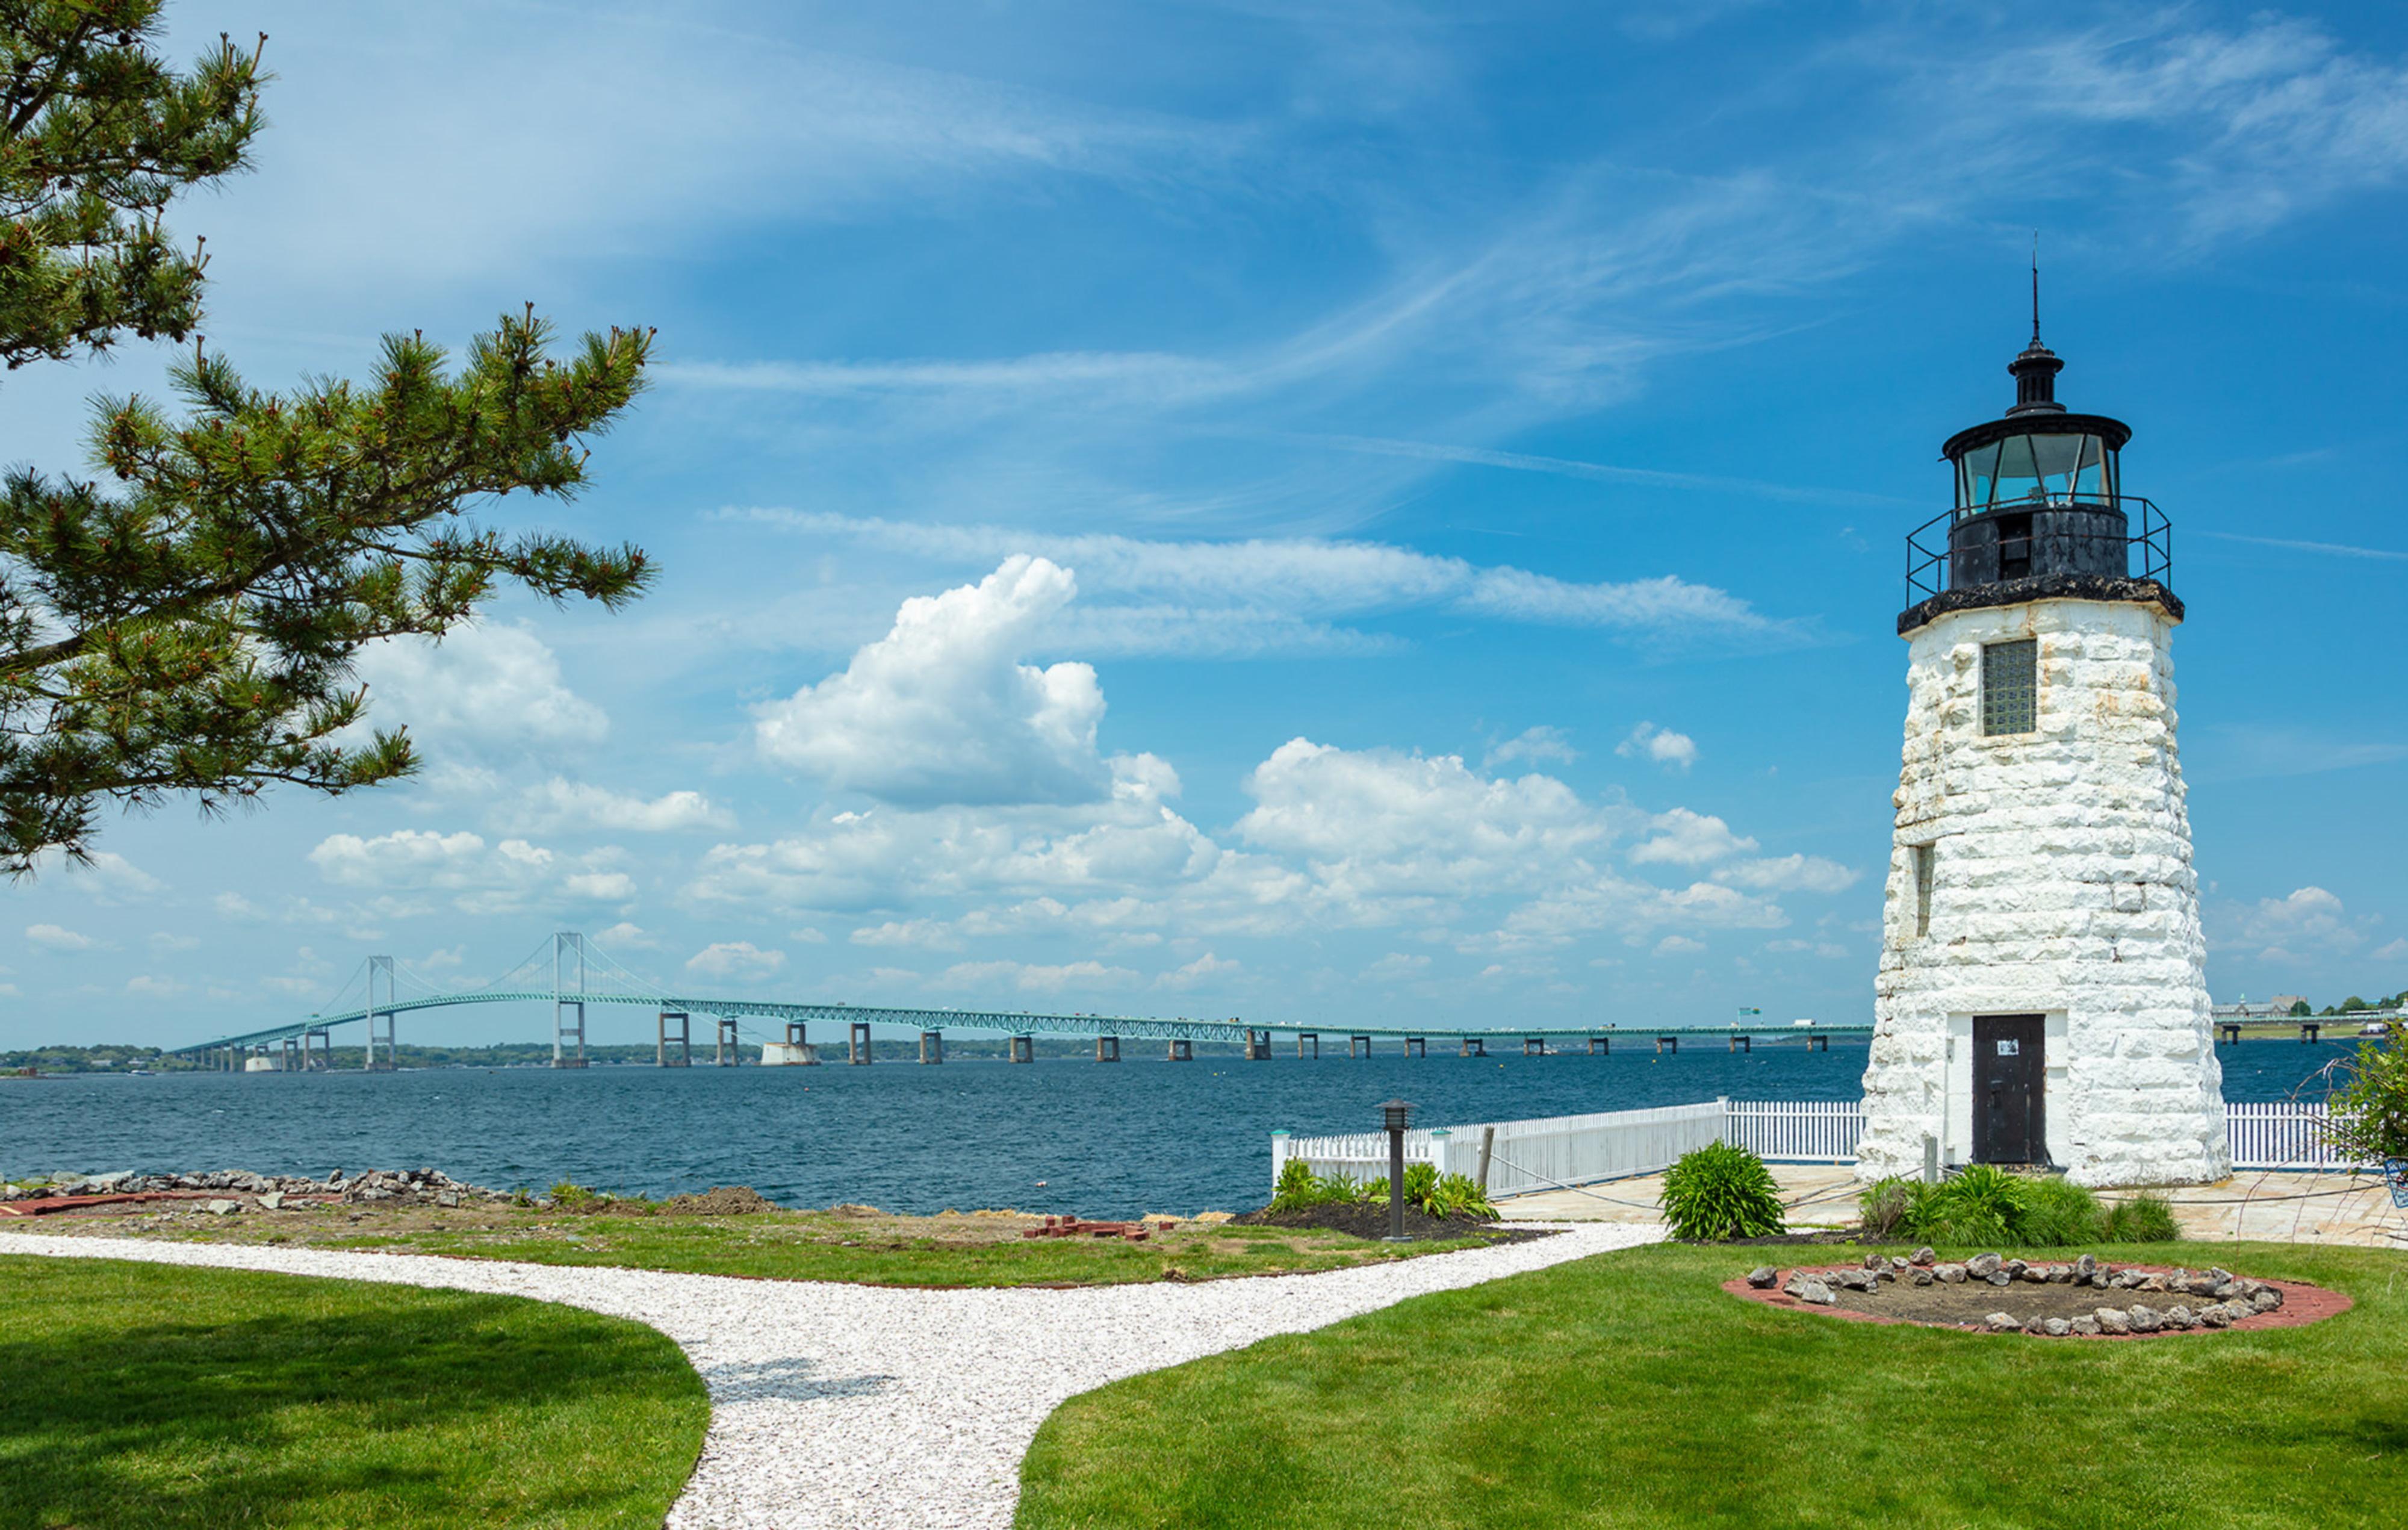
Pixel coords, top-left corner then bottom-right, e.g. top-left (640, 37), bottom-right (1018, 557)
top-left (658, 1186), bottom-right (780, 1216)
top-left (1725, 1263), bottom-right (2348, 1338)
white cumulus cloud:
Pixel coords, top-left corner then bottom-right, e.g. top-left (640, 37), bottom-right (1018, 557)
top-left (505, 779), bottom-right (731, 834)
top-left (25, 923), bottom-right (95, 951)
top-left (685, 942), bottom-right (787, 980)
top-left (933, 957), bottom-right (1142, 994)
top-left (1629, 808), bottom-right (1755, 866)
top-left (1715, 854), bottom-right (1860, 894)
top-left (2228, 885), bottom-right (2376, 962)
top-left (1617, 721), bottom-right (1698, 771)
top-left (756, 556), bottom-right (1113, 807)
top-left (308, 829), bottom-right (630, 916)
top-left (354, 622), bottom-right (608, 750)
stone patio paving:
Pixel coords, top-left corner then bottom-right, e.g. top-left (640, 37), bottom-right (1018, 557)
top-left (1495, 1163), bottom-right (2408, 1248)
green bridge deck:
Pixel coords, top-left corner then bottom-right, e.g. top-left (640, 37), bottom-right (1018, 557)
top-left (178, 989), bottom-right (1870, 1058)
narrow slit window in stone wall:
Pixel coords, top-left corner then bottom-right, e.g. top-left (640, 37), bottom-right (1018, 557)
top-left (1981, 639), bottom-right (2037, 736)
top-left (1913, 844), bottom-right (1934, 937)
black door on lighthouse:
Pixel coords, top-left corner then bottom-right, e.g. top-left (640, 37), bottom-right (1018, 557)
top-left (1973, 1014), bottom-right (2046, 1164)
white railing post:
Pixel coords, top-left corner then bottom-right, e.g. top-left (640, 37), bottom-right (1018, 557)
top-left (1269, 1130), bottom-right (1291, 1195)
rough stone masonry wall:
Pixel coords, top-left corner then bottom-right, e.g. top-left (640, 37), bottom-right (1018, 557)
top-left (1857, 598), bottom-right (2229, 1187)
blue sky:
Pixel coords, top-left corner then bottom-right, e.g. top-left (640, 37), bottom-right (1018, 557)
top-left (5, 1), bottom-right (2404, 1048)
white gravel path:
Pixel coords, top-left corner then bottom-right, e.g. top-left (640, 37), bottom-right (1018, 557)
top-left (7, 1222), bottom-right (1659, 1528)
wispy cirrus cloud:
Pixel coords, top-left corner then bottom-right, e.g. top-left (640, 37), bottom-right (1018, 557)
top-left (2202, 531), bottom-right (2408, 563)
top-left (722, 508), bottom-right (1781, 649)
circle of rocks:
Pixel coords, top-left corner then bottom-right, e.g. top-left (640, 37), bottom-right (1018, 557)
top-left (1727, 1248), bottom-right (2348, 1337)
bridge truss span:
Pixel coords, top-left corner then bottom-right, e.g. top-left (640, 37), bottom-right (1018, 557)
top-left (173, 929), bottom-right (1873, 1064)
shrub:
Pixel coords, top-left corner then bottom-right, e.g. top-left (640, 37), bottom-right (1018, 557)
top-left (2012, 1175), bottom-right (2106, 1247)
top-left (548, 1180), bottom-right (597, 1210)
top-left (2323, 1021), bottom-right (2408, 1166)
top-left (1890, 1166), bottom-right (2115, 1248)
top-left (1270, 1159), bottom-right (1365, 1210)
top-left (1858, 1177), bottom-right (1916, 1239)
top-left (1271, 1158), bottom-right (1498, 1221)
top-left (1423, 1172), bottom-right (1498, 1222)
top-left (1660, 1142), bottom-right (1785, 1242)
top-left (1271, 1157), bottom-right (1318, 1208)
top-left (2103, 1192), bottom-right (2181, 1243)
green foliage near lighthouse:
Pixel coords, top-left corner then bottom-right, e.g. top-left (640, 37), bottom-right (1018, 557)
top-left (0, 1), bottom-right (654, 876)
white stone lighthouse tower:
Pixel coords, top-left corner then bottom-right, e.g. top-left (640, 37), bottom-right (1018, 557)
top-left (1855, 311), bottom-right (2229, 1188)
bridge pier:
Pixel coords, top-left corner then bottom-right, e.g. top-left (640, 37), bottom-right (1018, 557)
top-left (1405, 1037), bottom-right (1424, 1057)
top-left (921, 1030), bottom-right (944, 1064)
top-left (849, 1021), bottom-right (874, 1065)
top-left (2301, 1022), bottom-right (2322, 1043)
top-left (1657, 1036), bottom-right (1678, 1054)
top-left (553, 1003), bottom-right (589, 1067)
top-left (658, 1010), bottom-right (691, 1066)
top-left (1524, 1037), bottom-right (1545, 1057)
top-left (1811, 1033), bottom-right (1828, 1051)
top-left (550, 938), bottom-right (588, 1068)
top-left (715, 1018), bottom-right (741, 1066)
top-left (1096, 1035), bottom-right (1120, 1062)
top-left (1167, 1037), bottom-right (1193, 1062)
top-left (303, 1027), bottom-right (329, 1071)
top-left (1297, 1032), bottom-right (1318, 1059)
top-left (1589, 1036), bottom-right (1609, 1055)
top-left (1460, 1036), bottom-right (1487, 1057)
top-left (1349, 1034), bottom-right (1371, 1059)
top-left (2218, 1022), bottom-right (2242, 1045)
top-left (1245, 1029), bottom-right (1271, 1060)
top-left (1009, 1035), bottom-right (1034, 1064)
top-left (1730, 1034), bottom-right (1751, 1053)
top-left (762, 1019), bottom-right (816, 1065)
top-left (281, 1036), bottom-right (299, 1072)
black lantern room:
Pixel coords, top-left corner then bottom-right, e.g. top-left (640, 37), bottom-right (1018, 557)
top-left (1903, 310), bottom-right (2174, 631)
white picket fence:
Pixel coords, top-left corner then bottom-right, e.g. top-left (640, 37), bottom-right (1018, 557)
top-left (1724, 1098), bottom-right (1866, 1161)
top-left (2226, 1101), bottom-right (2356, 1169)
top-left (1271, 1102), bottom-right (1727, 1199)
top-left (1271, 1098), bottom-right (2360, 1194)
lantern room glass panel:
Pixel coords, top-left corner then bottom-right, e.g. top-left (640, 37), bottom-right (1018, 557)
top-left (1954, 432), bottom-right (2115, 516)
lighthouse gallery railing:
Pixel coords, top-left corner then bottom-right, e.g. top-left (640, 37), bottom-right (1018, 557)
top-left (1905, 492), bottom-right (2173, 605)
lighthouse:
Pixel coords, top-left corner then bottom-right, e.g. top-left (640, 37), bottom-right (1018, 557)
top-left (1854, 302), bottom-right (2229, 1188)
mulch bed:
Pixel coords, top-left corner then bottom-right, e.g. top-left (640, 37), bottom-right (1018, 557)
top-left (1234, 1202), bottom-right (1544, 1244)
top-left (1724, 1264), bottom-right (2350, 1339)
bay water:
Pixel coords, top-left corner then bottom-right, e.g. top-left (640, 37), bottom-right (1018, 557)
top-left (0, 1040), bottom-right (2348, 1217)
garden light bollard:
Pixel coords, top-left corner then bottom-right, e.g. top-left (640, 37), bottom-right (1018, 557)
top-left (1382, 1099), bottom-right (1413, 1242)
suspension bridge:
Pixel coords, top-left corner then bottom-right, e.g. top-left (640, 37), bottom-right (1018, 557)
top-left (173, 930), bottom-right (1872, 1071)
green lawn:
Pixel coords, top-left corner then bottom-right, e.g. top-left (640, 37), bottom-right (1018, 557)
top-left (0, 1257), bottom-right (707, 1529)
top-left (7, 1207), bottom-right (1496, 1286)
top-left (1019, 1241), bottom-right (2408, 1529)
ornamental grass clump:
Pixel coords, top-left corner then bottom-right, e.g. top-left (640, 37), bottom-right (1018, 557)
top-left (1660, 1141), bottom-right (1784, 1241)
top-left (2103, 1192), bottom-right (2182, 1243)
top-left (2012, 1173), bottom-right (2108, 1246)
top-left (1863, 1165), bottom-right (2113, 1248)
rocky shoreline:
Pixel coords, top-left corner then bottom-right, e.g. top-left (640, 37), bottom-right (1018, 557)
top-left (3, 1167), bottom-right (509, 1209)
